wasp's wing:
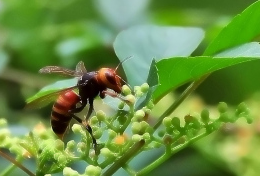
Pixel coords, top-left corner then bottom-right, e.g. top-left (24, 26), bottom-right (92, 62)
top-left (39, 66), bottom-right (76, 76)
top-left (25, 85), bottom-right (78, 110)
top-left (75, 61), bottom-right (87, 75)
top-left (39, 66), bottom-right (83, 77)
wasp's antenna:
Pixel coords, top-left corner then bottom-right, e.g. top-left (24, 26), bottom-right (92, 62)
top-left (116, 75), bottom-right (132, 89)
top-left (115, 56), bottom-right (133, 72)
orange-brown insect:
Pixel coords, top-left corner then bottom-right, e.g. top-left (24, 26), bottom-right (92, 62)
top-left (26, 61), bottom-right (127, 148)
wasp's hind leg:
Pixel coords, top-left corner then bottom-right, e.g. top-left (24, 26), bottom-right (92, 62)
top-left (82, 120), bottom-right (100, 154)
top-left (69, 99), bottom-right (87, 114)
top-left (70, 113), bottom-right (98, 154)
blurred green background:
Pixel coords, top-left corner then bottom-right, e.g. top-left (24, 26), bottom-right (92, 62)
top-left (0, 0), bottom-right (260, 175)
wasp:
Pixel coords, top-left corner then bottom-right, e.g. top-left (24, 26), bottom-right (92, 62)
top-left (26, 61), bottom-right (128, 150)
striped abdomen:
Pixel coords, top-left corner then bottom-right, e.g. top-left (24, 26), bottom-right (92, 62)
top-left (51, 91), bottom-right (80, 140)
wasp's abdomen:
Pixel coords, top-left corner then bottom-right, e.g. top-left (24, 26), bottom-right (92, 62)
top-left (51, 91), bottom-right (80, 139)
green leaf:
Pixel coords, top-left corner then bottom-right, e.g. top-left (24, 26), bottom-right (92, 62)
top-left (204, 1), bottom-right (260, 55)
top-left (153, 43), bottom-right (260, 101)
top-left (154, 56), bottom-right (259, 101)
top-left (26, 78), bottom-right (77, 107)
top-left (114, 25), bottom-right (204, 86)
top-left (135, 59), bottom-right (158, 110)
top-left (215, 42), bottom-right (260, 57)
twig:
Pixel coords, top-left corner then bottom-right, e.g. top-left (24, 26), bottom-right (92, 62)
top-left (0, 150), bottom-right (35, 176)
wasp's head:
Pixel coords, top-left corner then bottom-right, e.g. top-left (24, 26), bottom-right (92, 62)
top-left (97, 68), bottom-right (122, 93)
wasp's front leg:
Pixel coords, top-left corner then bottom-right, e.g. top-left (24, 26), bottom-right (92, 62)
top-left (101, 90), bottom-right (128, 103)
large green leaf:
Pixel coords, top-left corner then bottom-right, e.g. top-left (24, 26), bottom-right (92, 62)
top-left (204, 1), bottom-right (260, 55)
top-left (113, 25), bottom-right (204, 86)
top-left (153, 43), bottom-right (260, 101)
top-left (153, 1), bottom-right (260, 102)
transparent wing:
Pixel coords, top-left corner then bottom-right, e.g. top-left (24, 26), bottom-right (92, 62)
top-left (39, 61), bottom-right (87, 77)
top-left (75, 61), bottom-right (87, 75)
top-left (39, 66), bottom-right (80, 77)
top-left (25, 85), bottom-right (78, 109)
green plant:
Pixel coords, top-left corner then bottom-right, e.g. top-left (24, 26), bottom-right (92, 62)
top-left (1, 1), bottom-right (260, 176)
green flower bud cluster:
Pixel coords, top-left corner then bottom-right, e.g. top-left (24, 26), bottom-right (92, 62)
top-left (0, 81), bottom-right (256, 176)
top-left (63, 165), bottom-right (102, 176)
top-left (0, 119), bottom-right (25, 156)
top-left (162, 116), bottom-right (183, 135)
top-left (236, 102), bottom-right (252, 123)
top-left (131, 118), bottom-right (154, 148)
top-left (161, 114), bottom-right (203, 145)
top-left (201, 102), bottom-right (252, 134)
top-left (133, 83), bottom-right (149, 98)
top-left (216, 102), bottom-right (252, 124)
top-left (72, 124), bottom-right (87, 139)
top-left (65, 140), bottom-right (76, 153)
top-left (132, 110), bottom-right (146, 122)
top-left (85, 165), bottom-right (102, 176)
top-left (158, 102), bottom-right (253, 147)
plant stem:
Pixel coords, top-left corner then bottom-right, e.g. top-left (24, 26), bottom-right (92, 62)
top-left (102, 140), bottom-right (145, 176)
top-left (122, 164), bottom-right (136, 176)
top-left (1, 163), bottom-right (17, 176)
top-left (0, 151), bottom-right (35, 176)
top-left (137, 132), bottom-right (208, 176)
top-left (153, 75), bottom-right (208, 130)
top-left (119, 106), bottom-right (134, 134)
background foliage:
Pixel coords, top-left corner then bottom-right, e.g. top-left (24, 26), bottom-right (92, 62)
top-left (1, 0), bottom-right (260, 176)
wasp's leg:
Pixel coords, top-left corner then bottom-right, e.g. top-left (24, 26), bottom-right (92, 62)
top-left (101, 90), bottom-right (128, 103)
top-left (70, 113), bottom-right (98, 154)
top-left (69, 99), bottom-right (87, 114)
top-left (85, 98), bottom-right (94, 120)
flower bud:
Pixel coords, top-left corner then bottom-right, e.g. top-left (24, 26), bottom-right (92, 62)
top-left (85, 165), bottom-right (102, 176)
top-left (201, 109), bottom-right (210, 124)
top-left (140, 83), bottom-right (149, 93)
top-left (100, 148), bottom-right (115, 159)
top-left (72, 124), bottom-right (82, 134)
top-left (122, 85), bottom-right (132, 95)
top-left (55, 139), bottom-right (64, 151)
top-left (125, 95), bottom-right (136, 104)
top-left (131, 122), bottom-right (141, 134)
top-left (218, 102), bottom-right (228, 113)
top-left (96, 110), bottom-right (106, 121)
top-left (63, 167), bottom-right (79, 176)
top-left (132, 134), bottom-right (142, 142)
top-left (163, 117), bottom-right (172, 128)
